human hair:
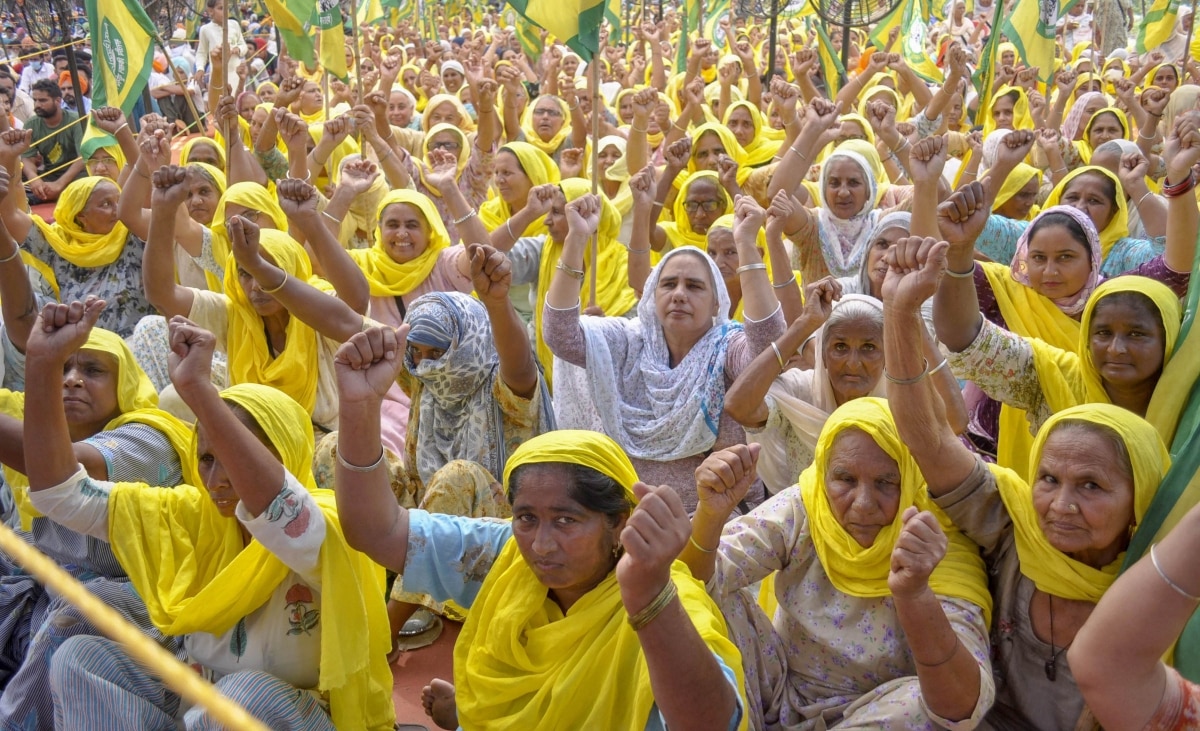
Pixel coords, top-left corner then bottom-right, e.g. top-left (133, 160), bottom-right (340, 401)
top-left (822, 297), bottom-right (884, 340)
top-left (1092, 290), bottom-right (1164, 336)
top-left (31, 78), bottom-right (60, 99)
top-left (1047, 420), bottom-right (1133, 483)
top-left (507, 462), bottom-right (633, 526)
top-left (1066, 170), bottom-right (1118, 208)
top-left (1028, 212), bottom-right (1093, 262)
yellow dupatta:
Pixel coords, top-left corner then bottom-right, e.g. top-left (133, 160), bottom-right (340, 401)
top-left (661, 171), bottom-right (734, 250)
top-left (457, 430), bottom-right (747, 730)
top-left (705, 213), bottom-right (797, 322)
top-left (79, 126), bottom-right (127, 176)
top-left (992, 163), bottom-right (1041, 219)
top-left (594, 136), bottom-right (634, 221)
top-left (995, 403), bottom-right (1170, 602)
top-left (981, 85), bottom-right (1035, 138)
top-left (180, 136), bottom-right (227, 171)
top-left (208, 182), bottom-right (289, 291)
top-left (722, 100), bottom-right (781, 168)
top-left (1028, 276), bottom-right (1182, 442)
top-left (107, 384), bottom-right (395, 730)
top-left (798, 398), bottom-right (993, 623)
top-left (416, 123), bottom-right (470, 199)
top-left (1043, 166), bottom-right (1130, 260)
top-left (1072, 107), bottom-right (1130, 165)
top-left (478, 143), bottom-right (561, 237)
top-left (6, 328), bottom-right (193, 530)
top-left (519, 95), bottom-right (572, 156)
top-left (349, 190), bottom-right (450, 297)
top-left (534, 180), bottom-right (639, 384)
top-left (683, 123), bottom-right (751, 187)
top-left (421, 93), bottom-right (477, 134)
top-left (223, 230), bottom-right (330, 413)
top-left (31, 177), bottom-right (129, 268)
top-left (332, 154), bottom-right (388, 249)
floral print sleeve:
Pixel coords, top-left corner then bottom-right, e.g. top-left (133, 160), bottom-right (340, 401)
top-left (947, 318), bottom-right (1053, 429)
top-left (709, 488), bottom-right (812, 600)
top-left (236, 471), bottom-right (327, 586)
top-left (974, 214), bottom-right (1027, 264)
top-left (195, 227), bottom-right (225, 280)
top-left (401, 510), bottom-right (513, 609)
top-left (1100, 236), bottom-right (1165, 278)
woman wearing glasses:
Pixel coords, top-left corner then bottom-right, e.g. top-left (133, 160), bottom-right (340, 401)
top-left (514, 94), bottom-right (588, 164)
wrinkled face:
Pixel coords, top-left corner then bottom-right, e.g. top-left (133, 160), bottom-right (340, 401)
top-left (727, 107), bottom-right (755, 147)
top-left (823, 316), bottom-right (884, 404)
top-left (442, 69), bottom-right (464, 92)
top-left (1032, 426), bottom-right (1135, 565)
top-left (654, 252), bottom-right (719, 346)
top-left (823, 159), bottom-right (869, 220)
top-left (187, 140), bottom-right (223, 170)
top-left (185, 175), bottom-right (221, 226)
top-left (250, 107), bottom-right (269, 144)
top-left (1060, 172), bottom-right (1116, 232)
top-left (236, 249), bottom-right (286, 318)
top-left (991, 93), bottom-right (1016, 130)
top-left (61, 349), bottom-right (121, 437)
top-left (692, 131), bottom-right (728, 172)
top-left (682, 179), bottom-right (726, 235)
top-left (543, 190), bottom-right (571, 243)
top-left (402, 68), bottom-right (418, 88)
top-left (705, 228), bottom-right (739, 283)
top-left (865, 227), bottom-right (903, 291)
top-left (1025, 224), bottom-right (1092, 300)
top-left (562, 55), bottom-right (580, 78)
top-left (836, 120), bottom-right (869, 144)
top-left (195, 410), bottom-right (282, 519)
top-left (86, 149), bottom-right (119, 181)
top-left (426, 129), bottom-right (463, 162)
top-left (1074, 80), bottom-right (1103, 98)
top-left (238, 93), bottom-right (260, 121)
top-left (299, 81), bottom-right (323, 114)
top-left (531, 98), bottom-right (565, 142)
top-left (948, 92), bottom-right (965, 127)
top-left (492, 150), bottom-right (532, 206)
top-left (427, 100), bottom-right (462, 128)
top-left (617, 94), bottom-right (633, 124)
top-left (997, 176), bottom-right (1041, 221)
top-left (1088, 295), bottom-right (1166, 393)
top-left (388, 90), bottom-right (414, 127)
top-left (1152, 65), bottom-right (1179, 90)
top-left (379, 202), bottom-right (429, 264)
top-left (1088, 112), bottom-right (1124, 148)
top-left (597, 143), bottom-right (622, 178)
top-left (1001, 50), bottom-right (1016, 66)
top-left (224, 203), bottom-right (277, 233)
top-left (75, 182), bottom-right (120, 235)
top-left (824, 429), bottom-right (902, 548)
top-left (257, 85), bottom-right (276, 103)
top-left (510, 464), bottom-right (624, 599)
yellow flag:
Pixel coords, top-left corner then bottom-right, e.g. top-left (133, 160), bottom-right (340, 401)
top-left (315, 0), bottom-right (348, 80)
top-left (1137, 0), bottom-right (1183, 53)
top-left (506, 0), bottom-right (606, 59)
top-left (1002, 0), bottom-right (1058, 85)
top-left (85, 0), bottom-right (157, 114)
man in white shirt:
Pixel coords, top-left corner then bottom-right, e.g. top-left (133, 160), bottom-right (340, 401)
top-left (194, 0), bottom-right (247, 93)
top-left (1057, 2), bottom-right (1094, 52)
top-left (16, 48), bottom-right (55, 96)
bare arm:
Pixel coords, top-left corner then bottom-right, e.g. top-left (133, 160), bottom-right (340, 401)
top-left (0, 197), bottom-right (39, 353)
top-left (932, 182), bottom-right (990, 353)
top-left (1161, 117), bottom-right (1200, 273)
top-left (143, 167), bottom-right (198, 319)
top-left (469, 244), bottom-right (538, 398)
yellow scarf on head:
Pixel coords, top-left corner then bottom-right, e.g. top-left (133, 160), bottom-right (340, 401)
top-left (594, 136), bottom-right (634, 220)
top-left (1072, 107), bottom-right (1130, 165)
top-left (478, 143), bottom-right (561, 236)
top-left (996, 403), bottom-right (1170, 603)
top-left (80, 126), bottom-right (127, 177)
top-left (661, 171), bottom-right (734, 251)
top-left (683, 123), bottom-right (751, 187)
top-left (333, 155), bottom-right (388, 248)
top-left (992, 163), bottom-right (1041, 219)
top-left (1043, 166), bottom-right (1129, 260)
top-left (180, 137), bottom-right (227, 172)
top-left (108, 384), bottom-right (396, 731)
top-left (349, 190), bottom-right (450, 297)
top-left (982, 85), bottom-right (1035, 138)
top-left (208, 182), bottom-right (290, 291)
top-left (705, 214), bottom-right (797, 322)
top-left (31, 177), bottom-right (129, 268)
top-left (421, 93), bottom-right (477, 134)
top-left (417, 123), bottom-right (470, 199)
top-left (307, 124), bottom-right (361, 193)
top-left (457, 430), bottom-right (747, 731)
top-left (534, 180), bottom-right (638, 384)
top-left (722, 100), bottom-right (781, 168)
top-left (798, 398), bottom-right (993, 624)
top-left (1029, 276), bottom-right (1181, 440)
top-left (6, 328), bottom-right (193, 530)
top-left (224, 230), bottom-right (330, 413)
top-left (519, 95), bottom-right (572, 157)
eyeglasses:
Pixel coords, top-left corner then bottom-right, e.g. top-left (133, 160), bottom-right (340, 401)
top-left (533, 107), bottom-right (563, 118)
top-left (682, 200), bottom-right (724, 213)
top-left (226, 209), bottom-right (262, 227)
top-left (429, 140), bottom-right (462, 151)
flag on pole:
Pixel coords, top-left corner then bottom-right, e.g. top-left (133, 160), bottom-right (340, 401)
top-left (358, 0), bottom-right (386, 25)
top-left (1001, 0), bottom-right (1058, 85)
top-left (263, 0), bottom-right (317, 66)
top-left (604, 0), bottom-right (623, 38)
top-left (972, 0), bottom-right (1006, 99)
top-left (315, 0), bottom-right (348, 79)
top-left (503, 0), bottom-right (606, 59)
top-left (814, 22), bottom-right (845, 96)
top-left (868, 0), bottom-right (943, 83)
top-left (682, 0), bottom-right (702, 37)
top-left (512, 13), bottom-right (545, 59)
top-left (84, 0), bottom-right (157, 115)
top-left (675, 7), bottom-right (690, 76)
top-left (702, 0), bottom-right (729, 46)
top-left (1137, 0), bottom-right (1184, 53)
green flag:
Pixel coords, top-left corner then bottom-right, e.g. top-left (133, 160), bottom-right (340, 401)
top-left (1137, 0), bottom-right (1184, 53)
top-left (504, 0), bottom-right (606, 59)
top-left (972, 0), bottom-right (1006, 102)
top-left (1002, 0), bottom-right (1058, 86)
top-left (263, 0), bottom-right (317, 66)
top-left (815, 22), bottom-right (845, 96)
top-left (85, 0), bottom-right (157, 115)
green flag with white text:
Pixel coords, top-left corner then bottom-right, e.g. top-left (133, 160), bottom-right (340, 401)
top-left (86, 0), bottom-right (157, 115)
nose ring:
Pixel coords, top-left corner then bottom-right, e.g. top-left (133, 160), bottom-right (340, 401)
top-left (1066, 503), bottom-right (1080, 514)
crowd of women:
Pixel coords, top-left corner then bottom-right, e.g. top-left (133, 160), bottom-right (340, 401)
top-left (0, 3), bottom-right (1199, 729)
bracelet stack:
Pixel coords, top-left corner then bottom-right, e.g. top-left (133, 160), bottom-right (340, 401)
top-left (1164, 172), bottom-right (1197, 199)
top-left (628, 580), bottom-right (678, 631)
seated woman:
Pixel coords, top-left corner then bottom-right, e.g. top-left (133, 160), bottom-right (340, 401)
top-left (330, 327), bottom-right (745, 730)
top-left (545, 194), bottom-right (784, 512)
top-left (682, 399), bottom-right (995, 730)
top-left (513, 93), bottom-right (585, 163)
top-left (883, 233), bottom-right (1172, 730)
top-left (1070, 499), bottom-right (1200, 730)
top-left (25, 309), bottom-right (394, 730)
top-left (631, 169), bottom-right (733, 278)
top-left (699, 207), bottom-right (803, 323)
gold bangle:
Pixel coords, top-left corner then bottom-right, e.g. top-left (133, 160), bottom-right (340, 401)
top-left (260, 271), bottom-right (288, 294)
top-left (770, 340), bottom-right (786, 369)
top-left (689, 535), bottom-right (717, 554)
top-left (556, 260), bottom-right (585, 280)
top-left (628, 580), bottom-right (678, 631)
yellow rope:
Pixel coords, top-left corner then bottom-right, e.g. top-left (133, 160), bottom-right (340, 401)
top-left (0, 521), bottom-right (271, 731)
top-left (27, 112), bottom-right (89, 150)
top-left (6, 38), bottom-right (88, 64)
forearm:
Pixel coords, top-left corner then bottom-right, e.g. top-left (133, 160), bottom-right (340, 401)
top-left (1130, 184), bottom-right (1167, 239)
top-left (910, 179), bottom-right (940, 238)
top-left (725, 312), bottom-right (821, 427)
top-left (485, 297), bottom-right (538, 397)
top-left (767, 235), bottom-right (803, 324)
top-left (475, 107), bottom-right (498, 152)
top-left (442, 185), bottom-right (489, 246)
top-left (488, 205), bottom-right (540, 251)
top-left (925, 325), bottom-right (969, 436)
top-left (735, 236), bottom-right (778, 321)
top-left (23, 358), bottom-right (78, 490)
top-left (255, 115), bottom-right (280, 152)
top-left (627, 116), bottom-right (649, 176)
top-left (681, 507), bottom-right (726, 582)
top-left (144, 207), bottom-right (195, 318)
top-left (894, 588), bottom-right (982, 722)
top-left (1136, 116), bottom-right (1161, 159)
top-left (117, 164), bottom-right (152, 240)
top-left (546, 232), bottom-right (586, 308)
top-left (336, 395), bottom-right (411, 571)
top-left (569, 105), bottom-right (588, 150)
top-left (299, 215), bottom-right (370, 314)
top-left (1163, 173), bottom-right (1200, 273)
top-left (228, 138), bottom-right (268, 187)
top-left (628, 205), bottom-right (653, 295)
top-left (248, 259), bottom-right (365, 341)
top-left (0, 226), bottom-right (37, 352)
top-left (767, 131), bottom-right (819, 199)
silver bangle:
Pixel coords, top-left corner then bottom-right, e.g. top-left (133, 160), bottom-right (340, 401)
top-left (772, 274), bottom-right (797, 289)
top-left (769, 340), bottom-right (786, 369)
top-left (1151, 544), bottom-right (1200, 601)
top-left (505, 219), bottom-right (515, 240)
top-left (0, 246), bottom-right (19, 264)
top-left (322, 210), bottom-right (342, 226)
top-left (944, 265), bottom-right (975, 279)
top-left (337, 448), bottom-right (386, 473)
top-left (736, 262), bottom-right (767, 275)
top-left (1137, 190), bottom-right (1155, 208)
top-left (929, 359), bottom-right (950, 375)
top-left (452, 207), bottom-right (478, 225)
top-left (884, 358), bottom-right (930, 385)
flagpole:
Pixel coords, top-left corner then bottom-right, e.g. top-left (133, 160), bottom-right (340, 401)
top-left (152, 33), bottom-right (205, 134)
top-left (349, 0), bottom-right (365, 147)
top-left (221, 0), bottom-right (230, 151)
top-left (1182, 0), bottom-right (1199, 65)
top-left (588, 57), bottom-right (600, 308)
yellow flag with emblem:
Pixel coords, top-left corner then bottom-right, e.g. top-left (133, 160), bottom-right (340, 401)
top-left (504, 0), bottom-right (606, 59)
top-left (85, 0), bottom-right (157, 115)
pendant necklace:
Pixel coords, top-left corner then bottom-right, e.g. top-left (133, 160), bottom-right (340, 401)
top-left (1044, 594), bottom-right (1071, 682)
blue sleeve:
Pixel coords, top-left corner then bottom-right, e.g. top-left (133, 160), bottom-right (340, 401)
top-left (974, 215), bottom-right (1026, 264)
top-left (645, 652), bottom-right (744, 731)
top-left (1100, 237), bottom-right (1165, 278)
top-left (402, 510), bottom-right (514, 609)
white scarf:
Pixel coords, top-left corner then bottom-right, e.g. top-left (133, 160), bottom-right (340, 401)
top-left (817, 150), bottom-right (881, 278)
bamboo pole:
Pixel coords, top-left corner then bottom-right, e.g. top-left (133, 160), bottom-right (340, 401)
top-left (588, 57), bottom-right (600, 308)
top-left (221, 0), bottom-right (231, 156)
top-left (1181, 0), bottom-right (1199, 66)
top-left (152, 34), bottom-right (205, 134)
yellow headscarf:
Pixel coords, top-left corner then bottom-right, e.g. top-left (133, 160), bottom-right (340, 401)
top-left (31, 177), bottom-right (129, 268)
top-left (208, 182), bottom-right (289, 292)
top-left (333, 154), bottom-right (388, 249)
top-left (6, 328), bottom-right (193, 530)
top-left (685, 123), bottom-right (751, 186)
top-left (992, 163), bottom-right (1041, 219)
top-left (180, 136), bottom-right (227, 172)
top-left (349, 190), bottom-right (450, 297)
top-left (223, 230), bottom-right (332, 413)
top-left (519, 95), bottom-right (572, 157)
top-left (995, 403), bottom-right (1170, 602)
top-left (458, 429), bottom-right (747, 730)
top-left (661, 171), bottom-right (734, 250)
top-left (107, 384), bottom-right (395, 730)
top-left (533, 180), bottom-right (639, 384)
top-left (478, 143), bottom-right (561, 238)
top-left (79, 126), bottom-right (127, 178)
top-left (798, 398), bottom-right (993, 623)
top-left (418, 123), bottom-right (470, 198)
top-left (1028, 276), bottom-right (1182, 443)
top-left (594, 135), bottom-right (634, 220)
top-left (982, 85), bottom-right (1034, 138)
top-left (1072, 107), bottom-right (1130, 165)
top-left (421, 93), bottom-right (477, 134)
top-left (722, 100), bottom-right (781, 168)
top-left (1043, 166), bottom-right (1129, 260)
top-left (706, 213), bottom-right (795, 322)
top-left (307, 124), bottom-right (361, 193)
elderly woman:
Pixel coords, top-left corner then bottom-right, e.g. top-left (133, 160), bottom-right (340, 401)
top-left (545, 194), bottom-right (785, 512)
top-left (331, 325), bottom-right (746, 730)
top-left (514, 94), bottom-right (585, 162)
top-left (682, 397), bottom-right (995, 730)
top-left (883, 234), bottom-right (1171, 730)
top-left (25, 309), bottom-right (394, 730)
